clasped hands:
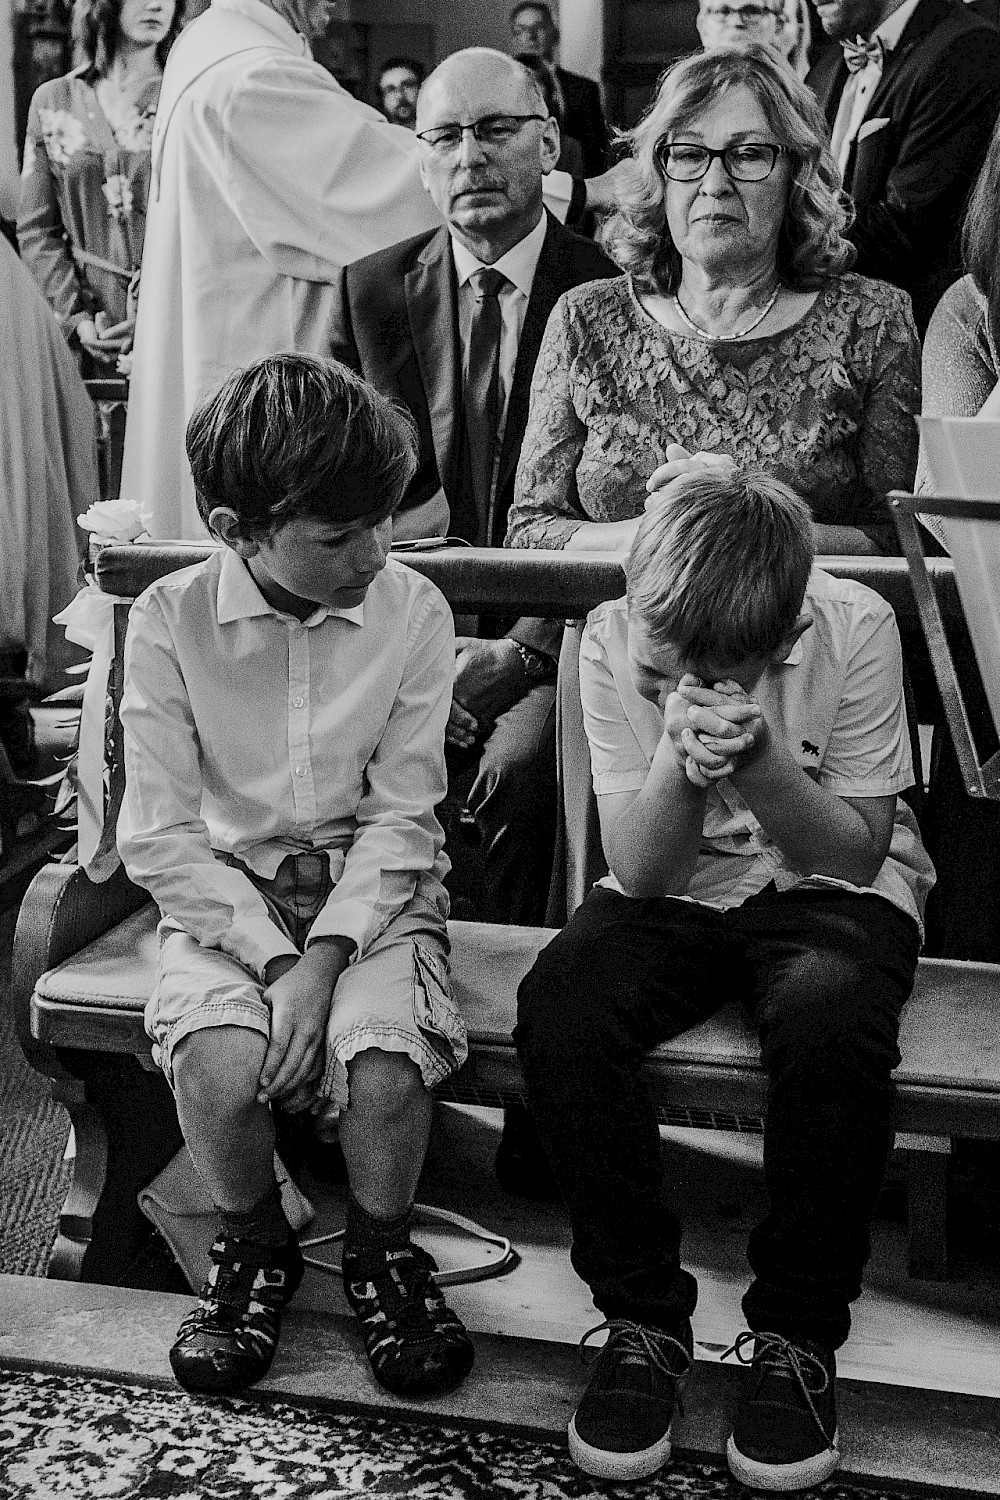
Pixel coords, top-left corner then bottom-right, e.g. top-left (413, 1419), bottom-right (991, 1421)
top-left (663, 676), bottom-right (766, 788)
top-left (76, 311), bottom-right (135, 364)
top-left (256, 936), bottom-right (354, 1113)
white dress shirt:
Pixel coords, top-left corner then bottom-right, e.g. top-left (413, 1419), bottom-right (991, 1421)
top-left (830, 0), bottom-right (920, 175)
top-left (452, 210), bottom-right (548, 433)
top-left (118, 548), bottom-right (454, 979)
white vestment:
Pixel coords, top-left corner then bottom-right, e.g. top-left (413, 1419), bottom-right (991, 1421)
top-left (121, 0), bottom-right (577, 539)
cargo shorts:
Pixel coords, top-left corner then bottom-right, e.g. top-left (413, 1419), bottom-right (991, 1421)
top-left (145, 851), bottom-right (467, 1114)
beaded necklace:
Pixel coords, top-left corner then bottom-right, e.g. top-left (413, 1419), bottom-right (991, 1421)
top-left (672, 283), bottom-right (781, 341)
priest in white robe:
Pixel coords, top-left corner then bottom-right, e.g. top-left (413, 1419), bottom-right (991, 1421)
top-left (122, 0), bottom-right (582, 538)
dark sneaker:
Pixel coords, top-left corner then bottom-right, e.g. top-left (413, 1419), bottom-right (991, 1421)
top-left (170, 1231), bottom-right (304, 1395)
top-left (568, 1319), bottom-right (693, 1481)
top-left (725, 1330), bottom-right (840, 1491)
top-left (342, 1240), bottom-right (475, 1398)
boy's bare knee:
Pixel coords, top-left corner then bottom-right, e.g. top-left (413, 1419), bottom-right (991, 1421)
top-left (173, 1025), bottom-right (267, 1115)
top-left (346, 1047), bottom-right (427, 1122)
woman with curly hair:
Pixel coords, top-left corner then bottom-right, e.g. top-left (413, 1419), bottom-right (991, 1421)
top-left (18, 0), bottom-right (182, 370)
top-left (506, 44), bottom-right (919, 557)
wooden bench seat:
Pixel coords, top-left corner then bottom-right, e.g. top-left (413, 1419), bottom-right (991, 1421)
top-left (10, 543), bottom-right (1000, 1286)
top-left (30, 901), bottom-right (1000, 1134)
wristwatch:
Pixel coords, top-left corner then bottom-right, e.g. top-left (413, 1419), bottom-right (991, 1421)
top-left (508, 640), bottom-right (557, 683)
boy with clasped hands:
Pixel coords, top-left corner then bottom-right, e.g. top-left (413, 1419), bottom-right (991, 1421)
top-left (514, 465), bottom-right (934, 1490)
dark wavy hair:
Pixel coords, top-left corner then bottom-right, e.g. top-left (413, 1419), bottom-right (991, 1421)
top-left (73, 0), bottom-right (185, 82)
top-left (962, 113), bottom-right (1000, 355)
top-left (602, 44), bottom-right (854, 294)
top-left (187, 354), bottom-right (418, 541)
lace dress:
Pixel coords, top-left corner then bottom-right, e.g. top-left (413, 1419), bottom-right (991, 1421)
top-left (18, 70), bottom-right (159, 340)
top-left (507, 273), bottom-right (920, 555)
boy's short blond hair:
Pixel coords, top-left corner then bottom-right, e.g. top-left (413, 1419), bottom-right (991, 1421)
top-left (626, 468), bottom-right (814, 663)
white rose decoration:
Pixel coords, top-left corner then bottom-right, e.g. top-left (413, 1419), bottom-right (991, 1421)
top-left (77, 498), bottom-right (150, 542)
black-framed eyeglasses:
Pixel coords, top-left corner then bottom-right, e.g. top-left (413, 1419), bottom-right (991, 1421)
top-left (656, 141), bottom-right (788, 182)
top-left (701, 4), bottom-right (783, 19)
top-left (416, 113), bottom-right (548, 153)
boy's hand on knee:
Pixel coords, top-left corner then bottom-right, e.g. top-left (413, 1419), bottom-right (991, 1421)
top-left (257, 939), bottom-right (353, 1105)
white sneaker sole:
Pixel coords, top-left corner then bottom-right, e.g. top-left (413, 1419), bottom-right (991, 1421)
top-left (726, 1428), bottom-right (840, 1491)
top-left (568, 1415), bottom-right (672, 1481)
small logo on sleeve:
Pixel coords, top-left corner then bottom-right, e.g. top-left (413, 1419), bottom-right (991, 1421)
top-left (801, 739), bottom-right (820, 758)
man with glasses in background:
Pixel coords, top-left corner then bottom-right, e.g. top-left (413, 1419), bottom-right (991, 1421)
top-left (120, 0), bottom-right (602, 541)
top-left (328, 48), bottom-right (617, 1192)
top-left (377, 55), bottom-right (424, 129)
top-left (696, 0), bottom-right (787, 52)
top-left (509, 2), bottom-right (610, 175)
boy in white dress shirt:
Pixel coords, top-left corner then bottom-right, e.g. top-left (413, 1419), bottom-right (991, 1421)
top-left (117, 354), bottom-right (474, 1399)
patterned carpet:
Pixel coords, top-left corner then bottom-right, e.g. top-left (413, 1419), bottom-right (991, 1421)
top-left (0, 983), bottom-right (70, 1277)
top-left (0, 1364), bottom-right (990, 1500)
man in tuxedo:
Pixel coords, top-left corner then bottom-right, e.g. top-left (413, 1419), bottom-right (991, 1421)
top-left (329, 48), bottom-right (617, 938)
top-left (808, 0), bottom-right (1000, 333)
top-left (509, 1), bottom-right (611, 176)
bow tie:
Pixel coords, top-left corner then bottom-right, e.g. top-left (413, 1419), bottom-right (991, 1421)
top-left (841, 33), bottom-right (886, 73)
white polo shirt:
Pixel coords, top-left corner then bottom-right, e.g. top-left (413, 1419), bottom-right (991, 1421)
top-left (580, 567), bottom-right (935, 932)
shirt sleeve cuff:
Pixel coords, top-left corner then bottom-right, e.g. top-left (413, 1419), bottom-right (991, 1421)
top-left (306, 898), bottom-right (372, 961)
top-left (223, 921), bottom-right (299, 983)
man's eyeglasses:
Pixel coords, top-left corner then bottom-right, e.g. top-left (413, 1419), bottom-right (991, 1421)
top-left (416, 114), bottom-right (548, 153)
top-left (656, 141), bottom-right (788, 182)
top-left (701, 4), bottom-right (782, 18)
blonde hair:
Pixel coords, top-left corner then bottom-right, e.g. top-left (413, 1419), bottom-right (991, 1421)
top-left (626, 467), bottom-right (813, 661)
top-left (602, 44), bottom-right (854, 294)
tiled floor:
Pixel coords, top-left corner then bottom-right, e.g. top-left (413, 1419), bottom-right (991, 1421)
top-left (3, 1101), bottom-right (1000, 1492)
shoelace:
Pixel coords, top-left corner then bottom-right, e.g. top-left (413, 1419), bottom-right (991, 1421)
top-left (580, 1318), bottom-right (692, 1410)
top-left (723, 1330), bottom-right (835, 1451)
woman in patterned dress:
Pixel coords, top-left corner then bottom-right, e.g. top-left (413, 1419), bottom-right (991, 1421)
top-left (18, 0), bottom-right (182, 371)
top-left (506, 45), bottom-right (920, 559)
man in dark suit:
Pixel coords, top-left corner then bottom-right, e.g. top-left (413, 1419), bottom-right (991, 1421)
top-left (510, 1), bottom-right (611, 176)
top-left (808, 0), bottom-right (1000, 333)
top-left (328, 47), bottom-right (617, 934)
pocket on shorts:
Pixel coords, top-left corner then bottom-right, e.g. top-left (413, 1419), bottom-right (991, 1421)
top-left (412, 938), bottom-right (467, 1070)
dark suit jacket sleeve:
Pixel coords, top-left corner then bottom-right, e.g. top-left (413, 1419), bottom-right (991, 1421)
top-left (848, 32), bottom-right (1000, 288)
top-left (327, 265), bottom-right (363, 375)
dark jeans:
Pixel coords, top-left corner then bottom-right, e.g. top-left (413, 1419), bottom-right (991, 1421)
top-left (514, 883), bottom-right (920, 1350)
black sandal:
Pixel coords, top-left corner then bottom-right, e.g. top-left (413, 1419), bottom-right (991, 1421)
top-left (343, 1240), bottom-right (475, 1397)
top-left (170, 1231), bottom-right (304, 1395)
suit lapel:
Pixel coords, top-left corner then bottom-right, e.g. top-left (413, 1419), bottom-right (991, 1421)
top-left (860, 0), bottom-right (950, 118)
top-left (496, 214), bottom-right (564, 503)
top-left (810, 48), bottom-right (849, 129)
top-left (405, 228), bottom-right (462, 509)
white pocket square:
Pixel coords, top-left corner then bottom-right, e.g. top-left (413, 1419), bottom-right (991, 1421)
top-left (858, 116), bottom-right (891, 141)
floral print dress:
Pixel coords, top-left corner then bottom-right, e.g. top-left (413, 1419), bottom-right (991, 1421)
top-left (507, 273), bottom-right (921, 556)
top-left (18, 70), bottom-right (159, 340)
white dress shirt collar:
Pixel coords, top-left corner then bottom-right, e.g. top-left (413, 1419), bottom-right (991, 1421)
top-left (216, 547), bottom-right (365, 628)
top-left (450, 210), bottom-right (548, 300)
top-left (870, 0), bottom-right (920, 50)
